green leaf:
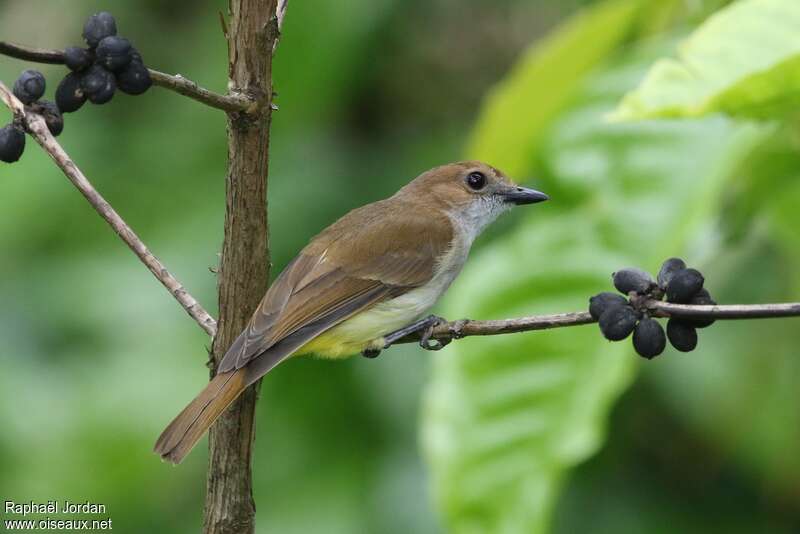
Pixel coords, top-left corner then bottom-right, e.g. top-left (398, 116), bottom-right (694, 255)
top-left (422, 29), bottom-right (769, 534)
top-left (642, 125), bottom-right (800, 497)
top-left (465, 0), bottom-right (644, 178)
top-left (613, 0), bottom-right (800, 120)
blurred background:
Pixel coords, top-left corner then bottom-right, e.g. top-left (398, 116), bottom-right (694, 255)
top-left (1, 0), bottom-right (799, 532)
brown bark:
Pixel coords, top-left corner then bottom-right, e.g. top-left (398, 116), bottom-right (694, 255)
top-left (203, 1), bottom-right (277, 533)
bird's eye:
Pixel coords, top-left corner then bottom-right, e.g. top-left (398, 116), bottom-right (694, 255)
top-left (466, 171), bottom-right (486, 190)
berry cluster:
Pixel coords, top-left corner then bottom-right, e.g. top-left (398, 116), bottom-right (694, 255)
top-left (1, 12), bottom-right (151, 164)
top-left (57, 11), bottom-right (151, 112)
top-left (589, 258), bottom-right (716, 359)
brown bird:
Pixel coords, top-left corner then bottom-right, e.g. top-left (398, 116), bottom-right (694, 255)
top-left (154, 161), bottom-right (548, 463)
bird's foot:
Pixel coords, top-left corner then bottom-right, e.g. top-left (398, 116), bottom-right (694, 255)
top-left (380, 315), bottom-right (450, 351)
top-left (361, 348), bottom-right (381, 359)
top-left (419, 316), bottom-right (450, 351)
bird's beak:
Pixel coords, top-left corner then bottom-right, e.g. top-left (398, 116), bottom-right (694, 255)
top-left (501, 186), bottom-right (549, 205)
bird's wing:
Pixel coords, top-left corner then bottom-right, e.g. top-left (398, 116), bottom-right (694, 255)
top-left (217, 200), bottom-right (454, 374)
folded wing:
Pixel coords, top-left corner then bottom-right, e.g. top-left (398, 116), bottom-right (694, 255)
top-left (217, 198), bottom-right (454, 374)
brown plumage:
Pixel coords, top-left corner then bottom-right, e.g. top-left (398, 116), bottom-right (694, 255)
top-left (154, 161), bottom-right (548, 463)
top-left (154, 369), bottom-right (247, 464)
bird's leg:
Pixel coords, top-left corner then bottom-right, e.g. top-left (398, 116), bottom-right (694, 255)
top-left (383, 315), bottom-right (450, 350)
top-left (362, 315), bottom-right (451, 358)
top-left (381, 315), bottom-right (443, 347)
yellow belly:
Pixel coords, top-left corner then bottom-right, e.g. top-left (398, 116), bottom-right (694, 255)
top-left (297, 281), bottom-right (445, 359)
top-left (296, 225), bottom-right (472, 360)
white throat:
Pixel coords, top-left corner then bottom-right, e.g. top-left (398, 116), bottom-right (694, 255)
top-left (446, 196), bottom-right (511, 247)
top-left (433, 196), bottom-right (511, 292)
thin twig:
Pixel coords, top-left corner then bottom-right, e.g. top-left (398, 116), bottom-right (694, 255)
top-left (277, 0), bottom-right (289, 29)
top-left (273, 0), bottom-right (290, 53)
top-left (0, 40), bottom-right (254, 114)
top-left (430, 311), bottom-right (596, 339)
top-left (650, 300), bottom-right (800, 319)
top-left (148, 70), bottom-right (254, 113)
top-left (0, 41), bottom-right (63, 63)
top-left (392, 300), bottom-right (800, 347)
top-left (0, 81), bottom-right (218, 337)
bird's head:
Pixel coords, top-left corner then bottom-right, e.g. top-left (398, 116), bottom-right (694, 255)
top-left (398, 161), bottom-right (548, 236)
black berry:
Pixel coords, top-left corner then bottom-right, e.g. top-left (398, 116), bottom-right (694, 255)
top-left (633, 316), bottom-right (666, 359)
top-left (80, 65), bottom-right (116, 104)
top-left (688, 289), bottom-right (716, 328)
top-left (589, 292), bottom-right (628, 320)
top-left (665, 268), bottom-right (704, 303)
top-left (657, 257), bottom-right (687, 289)
top-left (0, 124), bottom-right (26, 163)
top-left (55, 73), bottom-right (87, 113)
top-left (13, 70), bottom-right (46, 104)
top-left (83, 12), bottom-right (117, 48)
top-left (117, 60), bottom-right (152, 95)
top-left (666, 319), bottom-right (697, 352)
top-left (64, 46), bottom-right (93, 72)
top-left (96, 36), bottom-right (132, 72)
top-left (613, 267), bottom-right (655, 295)
top-left (31, 100), bottom-right (64, 136)
top-left (599, 305), bottom-right (638, 341)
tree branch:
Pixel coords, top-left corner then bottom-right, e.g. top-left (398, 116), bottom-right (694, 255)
top-left (649, 300), bottom-right (800, 319)
top-left (428, 311), bottom-right (596, 340)
top-left (0, 41), bottom-right (63, 63)
top-left (148, 70), bottom-right (254, 113)
top-left (390, 300), bottom-right (800, 347)
top-left (0, 40), bottom-right (254, 114)
top-left (0, 81), bottom-right (218, 337)
top-left (203, 1), bottom-right (277, 533)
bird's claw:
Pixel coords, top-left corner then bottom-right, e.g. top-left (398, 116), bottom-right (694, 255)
top-left (419, 316), bottom-right (451, 351)
top-left (361, 348), bottom-right (381, 359)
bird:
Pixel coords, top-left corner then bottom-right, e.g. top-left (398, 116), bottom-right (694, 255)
top-left (154, 161), bottom-right (548, 463)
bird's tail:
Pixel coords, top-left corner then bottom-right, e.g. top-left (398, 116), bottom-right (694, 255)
top-left (154, 369), bottom-right (248, 464)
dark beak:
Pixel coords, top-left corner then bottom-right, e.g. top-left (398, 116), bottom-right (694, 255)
top-left (502, 186), bottom-right (549, 205)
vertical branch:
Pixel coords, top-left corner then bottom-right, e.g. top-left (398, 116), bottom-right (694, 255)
top-left (203, 1), bottom-right (277, 533)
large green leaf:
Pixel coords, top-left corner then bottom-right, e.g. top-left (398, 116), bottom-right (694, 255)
top-left (644, 125), bottom-right (800, 499)
top-left (421, 29), bottom-right (769, 534)
top-left (465, 0), bottom-right (644, 177)
top-left (613, 0), bottom-right (800, 120)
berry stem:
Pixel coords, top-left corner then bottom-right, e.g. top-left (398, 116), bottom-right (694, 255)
top-left (0, 41), bottom-right (64, 63)
top-left (649, 301), bottom-right (800, 319)
top-left (386, 300), bottom-right (800, 348)
top-left (0, 40), bottom-right (256, 114)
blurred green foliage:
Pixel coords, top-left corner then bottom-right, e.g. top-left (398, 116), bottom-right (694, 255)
top-left (614, 0), bottom-right (800, 120)
top-left (1, 1), bottom-right (799, 533)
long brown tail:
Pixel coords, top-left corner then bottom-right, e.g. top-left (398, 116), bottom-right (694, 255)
top-left (154, 369), bottom-right (248, 464)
